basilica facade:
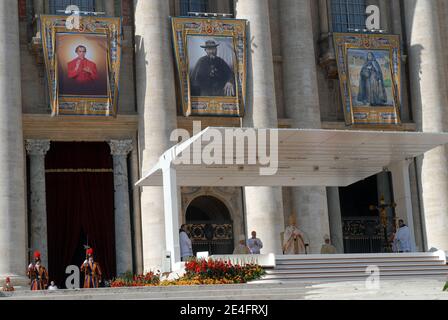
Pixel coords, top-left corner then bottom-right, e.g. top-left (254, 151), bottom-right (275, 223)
top-left (0, 0), bottom-right (447, 287)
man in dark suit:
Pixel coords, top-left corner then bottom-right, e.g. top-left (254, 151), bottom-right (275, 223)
top-left (190, 40), bottom-right (235, 97)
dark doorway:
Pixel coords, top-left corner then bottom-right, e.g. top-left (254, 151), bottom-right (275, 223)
top-left (339, 174), bottom-right (384, 253)
top-left (44, 142), bottom-right (116, 288)
top-left (186, 196), bottom-right (234, 255)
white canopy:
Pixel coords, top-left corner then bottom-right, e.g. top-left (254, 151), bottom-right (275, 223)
top-left (137, 128), bottom-right (448, 187)
top-left (135, 127), bottom-right (448, 270)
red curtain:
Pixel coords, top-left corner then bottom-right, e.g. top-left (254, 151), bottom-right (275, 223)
top-left (45, 142), bottom-right (116, 287)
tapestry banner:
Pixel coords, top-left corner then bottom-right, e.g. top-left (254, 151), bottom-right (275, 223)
top-left (41, 15), bottom-right (122, 116)
top-left (172, 17), bottom-right (247, 117)
top-left (334, 33), bottom-right (402, 127)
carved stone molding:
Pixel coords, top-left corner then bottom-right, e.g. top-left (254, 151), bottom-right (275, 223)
top-left (25, 139), bottom-right (50, 156)
top-left (23, 114), bottom-right (139, 141)
top-left (318, 33), bottom-right (338, 79)
top-left (109, 140), bottom-right (133, 156)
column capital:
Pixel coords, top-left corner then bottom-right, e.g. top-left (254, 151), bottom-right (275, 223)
top-left (405, 157), bottom-right (414, 165)
top-left (109, 140), bottom-right (133, 156)
top-left (25, 140), bottom-right (50, 156)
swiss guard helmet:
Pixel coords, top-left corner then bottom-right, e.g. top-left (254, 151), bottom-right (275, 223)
top-left (86, 247), bottom-right (94, 258)
top-left (33, 251), bottom-right (41, 262)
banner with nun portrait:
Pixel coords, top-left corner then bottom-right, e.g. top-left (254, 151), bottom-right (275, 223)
top-left (41, 15), bottom-right (122, 116)
top-left (172, 17), bottom-right (247, 117)
top-left (334, 33), bottom-right (402, 127)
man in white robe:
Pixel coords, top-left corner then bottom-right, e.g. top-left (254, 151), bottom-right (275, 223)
top-left (283, 215), bottom-right (308, 254)
top-left (394, 220), bottom-right (414, 252)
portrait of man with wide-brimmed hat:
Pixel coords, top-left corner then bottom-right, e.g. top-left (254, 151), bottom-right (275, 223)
top-left (189, 38), bottom-right (236, 97)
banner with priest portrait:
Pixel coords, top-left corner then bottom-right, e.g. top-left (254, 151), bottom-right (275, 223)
top-left (172, 17), bottom-right (247, 117)
top-left (41, 15), bottom-right (122, 116)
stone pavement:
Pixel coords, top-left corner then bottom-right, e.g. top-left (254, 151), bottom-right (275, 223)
top-left (303, 278), bottom-right (448, 300)
top-left (1, 277), bottom-right (447, 300)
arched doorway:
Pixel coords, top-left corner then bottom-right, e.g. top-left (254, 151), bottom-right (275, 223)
top-left (186, 196), bottom-right (234, 255)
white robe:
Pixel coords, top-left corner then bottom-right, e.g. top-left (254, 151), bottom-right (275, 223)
top-left (394, 225), bottom-right (414, 252)
top-left (247, 238), bottom-right (263, 254)
top-left (180, 231), bottom-right (193, 258)
top-left (233, 243), bottom-right (251, 254)
top-left (283, 225), bottom-right (307, 254)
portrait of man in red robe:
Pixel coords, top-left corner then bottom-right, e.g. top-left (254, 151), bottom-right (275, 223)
top-left (58, 36), bottom-right (108, 97)
top-left (67, 45), bottom-right (98, 84)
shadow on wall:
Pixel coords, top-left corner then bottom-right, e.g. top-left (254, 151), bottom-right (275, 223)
top-left (134, 34), bottom-right (147, 164)
top-left (242, 21), bottom-right (254, 127)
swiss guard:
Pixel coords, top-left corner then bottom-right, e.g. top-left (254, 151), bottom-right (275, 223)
top-left (2, 277), bottom-right (14, 292)
top-left (27, 251), bottom-right (49, 291)
top-left (80, 247), bottom-right (102, 288)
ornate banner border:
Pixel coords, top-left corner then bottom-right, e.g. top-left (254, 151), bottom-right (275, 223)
top-left (171, 17), bottom-right (247, 117)
top-left (40, 15), bottom-right (122, 117)
top-left (334, 33), bottom-right (402, 127)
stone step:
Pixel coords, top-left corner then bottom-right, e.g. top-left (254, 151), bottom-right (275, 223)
top-left (254, 252), bottom-right (448, 284)
top-left (2, 277), bottom-right (447, 300)
top-left (276, 257), bottom-right (442, 265)
top-left (274, 261), bottom-right (447, 269)
top-left (266, 266), bottom-right (448, 275)
top-left (262, 270), bottom-right (448, 280)
top-left (0, 284), bottom-right (311, 300)
top-left (250, 274), bottom-right (448, 284)
top-left (1, 283), bottom-right (293, 296)
top-left (276, 253), bottom-right (444, 260)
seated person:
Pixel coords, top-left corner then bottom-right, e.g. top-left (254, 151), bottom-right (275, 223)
top-left (233, 235), bottom-right (252, 254)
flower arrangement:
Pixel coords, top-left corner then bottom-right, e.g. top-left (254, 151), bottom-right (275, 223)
top-left (110, 271), bottom-right (160, 288)
top-left (110, 258), bottom-right (265, 288)
top-left (182, 258), bottom-right (265, 284)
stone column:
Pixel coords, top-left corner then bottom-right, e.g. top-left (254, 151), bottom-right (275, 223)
top-left (135, 0), bottom-right (178, 270)
top-left (318, 0), bottom-right (329, 35)
top-left (0, 1), bottom-right (27, 285)
top-left (104, 0), bottom-right (115, 16)
top-left (390, 0), bottom-right (411, 122)
top-left (279, 0), bottom-right (330, 254)
top-left (236, 0), bottom-right (285, 255)
top-left (389, 160), bottom-right (417, 251)
top-left (129, 138), bottom-right (143, 274)
top-left (390, 0), bottom-right (403, 35)
top-left (25, 140), bottom-right (50, 269)
top-left (33, 0), bottom-right (44, 16)
top-left (326, 187), bottom-right (344, 253)
top-left (404, 0), bottom-right (448, 251)
top-left (378, 0), bottom-right (391, 32)
top-left (377, 171), bottom-right (395, 236)
top-left (408, 158), bottom-right (426, 251)
top-left (32, 0), bottom-right (45, 41)
top-left (109, 140), bottom-right (133, 275)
